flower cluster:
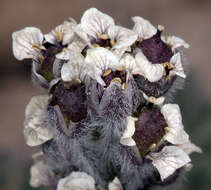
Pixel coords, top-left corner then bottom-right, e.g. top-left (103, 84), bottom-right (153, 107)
top-left (12, 8), bottom-right (201, 190)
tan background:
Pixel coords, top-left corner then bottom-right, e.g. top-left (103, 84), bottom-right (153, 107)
top-left (0, 0), bottom-right (210, 190)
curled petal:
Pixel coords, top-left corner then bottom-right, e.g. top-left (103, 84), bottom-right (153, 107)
top-left (167, 36), bottom-right (190, 50)
top-left (61, 52), bottom-right (87, 82)
top-left (85, 47), bottom-right (119, 86)
top-left (119, 54), bottom-right (138, 76)
top-left (132, 16), bottom-right (157, 40)
top-left (79, 8), bottom-right (115, 39)
top-left (147, 146), bottom-right (191, 181)
top-left (170, 53), bottom-right (186, 78)
top-left (12, 27), bottom-right (44, 60)
top-left (24, 95), bottom-right (53, 146)
top-left (120, 138), bottom-right (136, 147)
top-left (179, 141), bottom-right (202, 155)
top-left (45, 18), bottom-right (77, 45)
top-left (30, 161), bottom-right (55, 187)
top-left (121, 116), bottom-right (137, 139)
top-left (56, 36), bottom-right (87, 60)
top-left (135, 52), bottom-right (165, 82)
top-left (109, 25), bottom-right (137, 50)
top-left (57, 172), bottom-right (95, 190)
top-left (161, 104), bottom-right (189, 145)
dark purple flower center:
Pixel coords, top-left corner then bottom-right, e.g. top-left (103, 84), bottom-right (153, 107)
top-left (51, 81), bottom-right (87, 123)
top-left (133, 74), bottom-right (176, 98)
top-left (95, 70), bottom-right (127, 100)
top-left (132, 106), bottom-right (166, 156)
top-left (81, 35), bottom-right (115, 57)
top-left (38, 42), bottom-right (64, 82)
top-left (92, 38), bottom-right (113, 49)
top-left (137, 30), bottom-right (173, 63)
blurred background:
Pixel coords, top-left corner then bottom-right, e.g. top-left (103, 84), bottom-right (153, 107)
top-left (0, 0), bottom-right (210, 189)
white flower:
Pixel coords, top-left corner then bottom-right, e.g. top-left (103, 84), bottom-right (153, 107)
top-left (135, 51), bottom-right (165, 82)
top-left (132, 16), bottom-right (189, 52)
top-left (135, 51), bottom-right (186, 83)
top-left (142, 92), bottom-right (165, 105)
top-left (85, 47), bottom-right (120, 86)
top-left (169, 52), bottom-right (186, 79)
top-left (12, 27), bottom-right (45, 60)
top-left (147, 146), bottom-right (191, 181)
top-left (132, 16), bottom-right (157, 40)
top-left (30, 161), bottom-right (55, 187)
top-left (75, 8), bottom-right (137, 53)
top-left (120, 116), bottom-right (137, 146)
top-left (166, 36), bottom-right (190, 51)
top-left (61, 52), bottom-right (87, 82)
top-left (77, 8), bottom-right (115, 41)
top-left (57, 172), bottom-right (95, 190)
top-left (24, 95), bottom-right (53, 146)
top-left (109, 178), bottom-right (123, 190)
top-left (161, 104), bottom-right (189, 145)
top-left (45, 18), bottom-right (77, 45)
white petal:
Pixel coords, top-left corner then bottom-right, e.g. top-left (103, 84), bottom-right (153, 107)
top-left (169, 53), bottom-right (186, 78)
top-left (30, 161), bottom-right (54, 187)
top-left (12, 27), bottom-right (44, 60)
top-left (132, 16), bottom-right (157, 40)
top-left (120, 137), bottom-right (136, 147)
top-left (45, 18), bottom-right (77, 45)
top-left (109, 25), bottom-right (137, 50)
top-left (167, 36), bottom-right (190, 50)
top-left (109, 178), bottom-right (123, 190)
top-left (57, 172), bottom-right (95, 190)
top-left (24, 95), bottom-right (53, 146)
top-left (85, 47), bottom-right (119, 86)
top-left (61, 52), bottom-right (87, 82)
top-left (143, 93), bottom-right (165, 105)
top-left (119, 54), bottom-right (137, 81)
top-left (80, 8), bottom-right (115, 39)
top-left (135, 52), bottom-right (164, 82)
top-left (56, 48), bottom-right (72, 60)
top-left (179, 141), bottom-right (202, 155)
top-left (161, 104), bottom-right (189, 145)
top-left (121, 116), bottom-right (138, 139)
top-left (147, 146), bottom-right (191, 181)
top-left (73, 24), bottom-right (92, 46)
top-left (68, 36), bottom-right (88, 53)
top-left (56, 36), bottom-right (87, 60)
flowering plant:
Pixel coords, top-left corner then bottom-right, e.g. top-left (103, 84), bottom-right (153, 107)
top-left (12, 8), bottom-right (201, 190)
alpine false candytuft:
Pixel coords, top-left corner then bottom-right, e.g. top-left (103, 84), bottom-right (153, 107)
top-left (12, 7), bottom-right (201, 190)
